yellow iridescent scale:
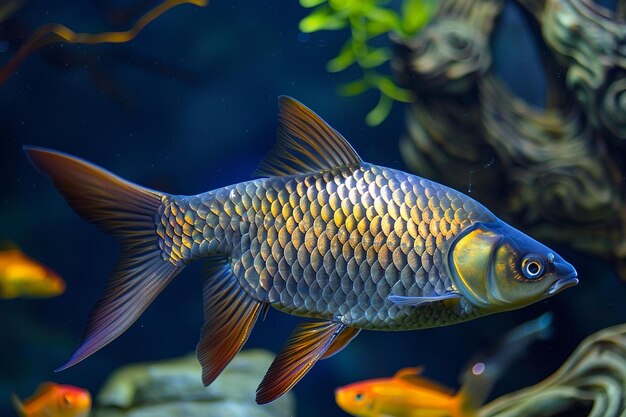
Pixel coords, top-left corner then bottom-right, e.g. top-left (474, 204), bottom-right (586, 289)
top-left (158, 163), bottom-right (494, 330)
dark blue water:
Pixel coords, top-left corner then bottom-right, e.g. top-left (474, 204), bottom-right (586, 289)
top-left (1, 1), bottom-right (625, 417)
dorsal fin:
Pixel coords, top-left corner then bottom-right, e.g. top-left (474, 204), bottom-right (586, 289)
top-left (0, 241), bottom-right (19, 251)
top-left (32, 382), bottom-right (57, 397)
top-left (393, 367), bottom-right (455, 395)
top-left (253, 96), bottom-right (363, 178)
top-left (393, 366), bottom-right (424, 379)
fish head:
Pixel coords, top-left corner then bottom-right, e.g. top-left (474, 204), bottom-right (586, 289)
top-left (447, 221), bottom-right (578, 312)
top-left (335, 382), bottom-right (376, 416)
top-left (56, 385), bottom-right (91, 416)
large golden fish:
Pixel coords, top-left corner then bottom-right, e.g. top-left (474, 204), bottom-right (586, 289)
top-left (25, 97), bottom-right (578, 404)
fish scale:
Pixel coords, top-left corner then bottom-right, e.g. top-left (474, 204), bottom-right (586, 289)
top-left (159, 162), bottom-right (493, 330)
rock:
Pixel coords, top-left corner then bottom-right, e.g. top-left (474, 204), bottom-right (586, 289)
top-left (92, 349), bottom-right (295, 417)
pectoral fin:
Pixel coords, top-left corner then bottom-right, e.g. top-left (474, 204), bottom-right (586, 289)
top-left (256, 321), bottom-right (348, 404)
top-left (388, 292), bottom-right (462, 306)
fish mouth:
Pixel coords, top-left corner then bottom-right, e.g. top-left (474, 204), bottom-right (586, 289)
top-left (547, 272), bottom-right (579, 295)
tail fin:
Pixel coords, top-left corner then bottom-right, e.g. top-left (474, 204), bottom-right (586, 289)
top-left (24, 146), bottom-right (183, 370)
top-left (456, 312), bottom-right (555, 415)
top-left (11, 393), bottom-right (25, 417)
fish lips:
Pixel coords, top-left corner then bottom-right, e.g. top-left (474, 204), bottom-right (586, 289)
top-left (547, 262), bottom-right (579, 295)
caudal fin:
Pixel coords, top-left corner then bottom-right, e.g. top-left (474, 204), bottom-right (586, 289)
top-left (24, 146), bottom-right (183, 370)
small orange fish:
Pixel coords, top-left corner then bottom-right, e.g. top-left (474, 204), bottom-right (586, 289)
top-left (0, 248), bottom-right (65, 299)
top-left (335, 367), bottom-right (474, 417)
top-left (11, 383), bottom-right (91, 417)
top-left (335, 313), bottom-right (554, 417)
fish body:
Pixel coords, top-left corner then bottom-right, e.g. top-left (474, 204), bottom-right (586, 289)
top-left (12, 383), bottom-right (91, 417)
top-left (162, 162), bottom-right (493, 330)
top-left (0, 248), bottom-right (65, 299)
top-left (25, 96), bottom-right (578, 403)
top-left (335, 368), bottom-right (466, 417)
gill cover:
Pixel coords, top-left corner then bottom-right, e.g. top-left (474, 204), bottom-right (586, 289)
top-left (447, 223), bottom-right (504, 310)
top-left (446, 221), bottom-right (565, 312)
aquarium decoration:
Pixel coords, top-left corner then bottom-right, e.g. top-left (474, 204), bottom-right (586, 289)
top-left (479, 323), bottom-right (626, 417)
top-left (388, 0), bottom-right (626, 280)
top-left (92, 349), bottom-right (295, 417)
top-left (0, 0), bottom-right (208, 86)
top-left (298, 0), bottom-right (436, 125)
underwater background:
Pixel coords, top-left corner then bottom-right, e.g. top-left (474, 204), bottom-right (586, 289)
top-left (1, 1), bottom-right (625, 416)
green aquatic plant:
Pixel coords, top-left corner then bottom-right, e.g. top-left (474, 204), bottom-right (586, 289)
top-left (299, 0), bottom-right (435, 125)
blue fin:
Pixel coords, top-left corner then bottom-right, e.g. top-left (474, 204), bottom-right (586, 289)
top-left (388, 292), bottom-right (462, 306)
top-left (253, 96), bottom-right (363, 177)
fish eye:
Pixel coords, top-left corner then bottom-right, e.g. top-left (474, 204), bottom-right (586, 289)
top-left (354, 392), bottom-right (364, 401)
top-left (521, 255), bottom-right (544, 280)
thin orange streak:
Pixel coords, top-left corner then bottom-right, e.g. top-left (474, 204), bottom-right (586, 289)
top-left (0, 0), bottom-right (208, 86)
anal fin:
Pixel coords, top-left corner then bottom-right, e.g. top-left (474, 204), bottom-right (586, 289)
top-left (256, 321), bottom-right (348, 404)
top-left (196, 257), bottom-right (263, 386)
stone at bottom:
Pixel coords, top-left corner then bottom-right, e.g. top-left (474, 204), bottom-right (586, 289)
top-left (92, 349), bottom-right (295, 417)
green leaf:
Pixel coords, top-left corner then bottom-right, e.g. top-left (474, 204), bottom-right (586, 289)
top-left (376, 76), bottom-right (413, 102)
top-left (401, 0), bottom-right (435, 35)
top-left (358, 48), bottom-right (390, 68)
top-left (299, 6), bottom-right (348, 32)
top-left (387, 86), bottom-right (413, 102)
top-left (329, 0), bottom-right (376, 13)
top-left (328, 0), bottom-right (350, 11)
top-left (326, 41), bottom-right (356, 72)
top-left (299, 0), bottom-right (328, 8)
top-left (366, 93), bottom-right (394, 126)
top-left (367, 7), bottom-right (400, 32)
top-left (337, 79), bottom-right (370, 96)
top-left (364, 20), bottom-right (397, 37)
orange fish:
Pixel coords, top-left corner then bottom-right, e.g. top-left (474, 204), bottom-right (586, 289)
top-left (335, 367), bottom-right (475, 417)
top-left (0, 248), bottom-right (65, 299)
top-left (11, 383), bottom-right (91, 417)
top-left (335, 312), bottom-right (553, 417)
